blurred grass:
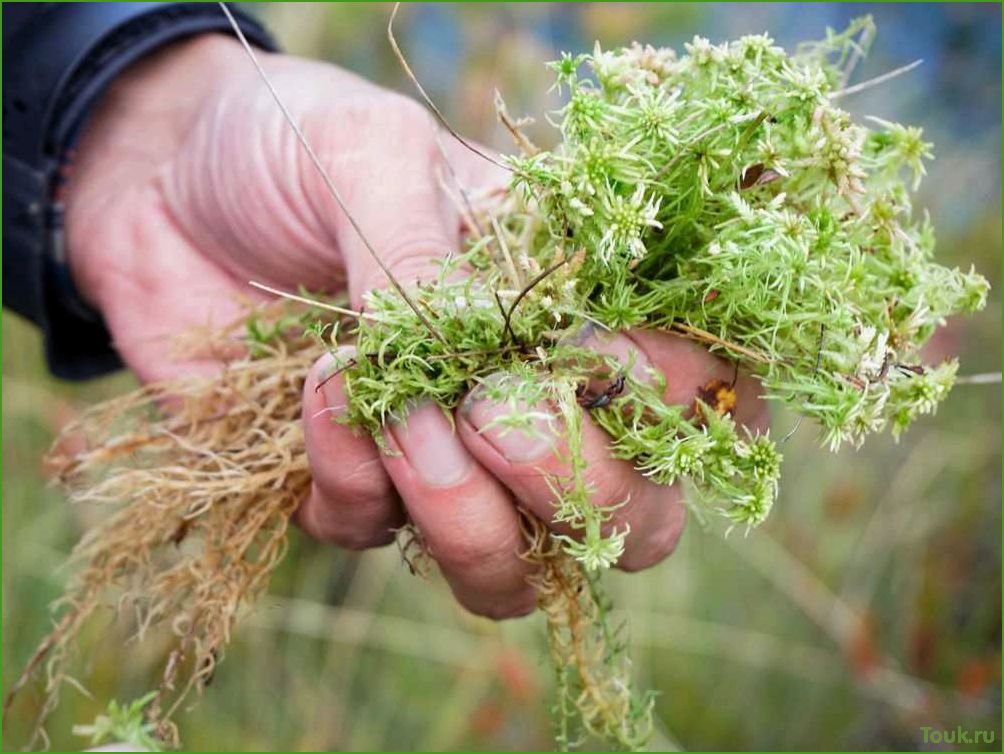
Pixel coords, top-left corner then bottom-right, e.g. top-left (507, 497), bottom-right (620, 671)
top-left (3, 3), bottom-right (1001, 751)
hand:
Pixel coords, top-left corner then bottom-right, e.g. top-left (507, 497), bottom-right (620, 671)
top-left (66, 36), bottom-right (766, 620)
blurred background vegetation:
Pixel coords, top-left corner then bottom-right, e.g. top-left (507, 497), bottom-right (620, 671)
top-left (3, 3), bottom-right (1000, 751)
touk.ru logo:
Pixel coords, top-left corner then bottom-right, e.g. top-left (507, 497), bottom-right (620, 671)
top-left (920, 726), bottom-right (996, 746)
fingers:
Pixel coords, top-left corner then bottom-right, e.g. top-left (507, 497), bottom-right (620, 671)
top-left (304, 350), bottom-right (538, 620)
top-left (457, 381), bottom-right (687, 572)
top-left (301, 350), bottom-right (539, 623)
top-left (300, 349), bottom-right (405, 548)
top-left (380, 403), bottom-right (536, 619)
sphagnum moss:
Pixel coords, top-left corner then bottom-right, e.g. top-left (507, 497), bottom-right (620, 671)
top-left (7, 18), bottom-right (988, 752)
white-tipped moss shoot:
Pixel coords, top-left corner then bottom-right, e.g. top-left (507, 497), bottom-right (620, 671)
top-left (10, 18), bottom-right (988, 753)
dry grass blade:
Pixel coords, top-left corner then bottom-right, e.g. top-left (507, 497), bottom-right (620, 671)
top-left (387, 2), bottom-right (512, 173)
top-left (494, 89), bottom-right (540, 155)
top-left (830, 58), bottom-right (923, 99)
top-left (502, 256), bottom-right (571, 344)
top-left (249, 281), bottom-right (376, 320)
top-left (954, 371), bottom-right (1001, 385)
top-left (669, 322), bottom-right (774, 364)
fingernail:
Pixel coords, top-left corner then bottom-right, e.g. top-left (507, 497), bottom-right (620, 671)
top-left (388, 403), bottom-right (474, 487)
top-left (575, 328), bottom-right (654, 385)
top-left (465, 392), bottom-right (559, 464)
top-left (317, 347), bottom-right (357, 415)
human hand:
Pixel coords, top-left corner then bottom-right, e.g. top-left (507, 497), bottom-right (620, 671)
top-left (65, 35), bottom-right (766, 620)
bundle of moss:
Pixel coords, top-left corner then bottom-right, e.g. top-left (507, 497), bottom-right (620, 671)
top-left (7, 17), bottom-right (987, 752)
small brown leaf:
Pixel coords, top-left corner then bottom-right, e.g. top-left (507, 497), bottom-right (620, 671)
top-left (739, 163), bottom-right (784, 190)
top-left (739, 163), bottom-right (765, 189)
top-left (694, 378), bottom-right (737, 417)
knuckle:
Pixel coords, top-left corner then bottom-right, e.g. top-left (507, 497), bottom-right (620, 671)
top-left (321, 457), bottom-right (396, 506)
top-left (459, 589), bottom-right (537, 621)
top-left (617, 505), bottom-right (686, 572)
top-left (434, 533), bottom-right (508, 574)
top-left (355, 225), bottom-right (451, 300)
top-left (327, 523), bottom-right (396, 551)
top-left (301, 91), bottom-right (437, 164)
top-left (431, 518), bottom-right (524, 577)
top-left (380, 230), bottom-right (452, 275)
top-left (381, 93), bottom-right (437, 134)
top-left (339, 92), bottom-right (436, 146)
top-left (298, 485), bottom-right (401, 550)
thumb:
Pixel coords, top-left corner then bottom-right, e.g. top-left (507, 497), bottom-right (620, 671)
top-left (318, 113), bottom-right (460, 309)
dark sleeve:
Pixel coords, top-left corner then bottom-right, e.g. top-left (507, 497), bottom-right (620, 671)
top-left (2, 3), bottom-right (277, 380)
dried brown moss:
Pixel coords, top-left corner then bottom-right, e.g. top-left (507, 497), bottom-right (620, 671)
top-left (6, 311), bottom-right (316, 748)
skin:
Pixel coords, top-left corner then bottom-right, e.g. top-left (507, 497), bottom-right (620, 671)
top-left (65, 36), bottom-right (766, 620)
